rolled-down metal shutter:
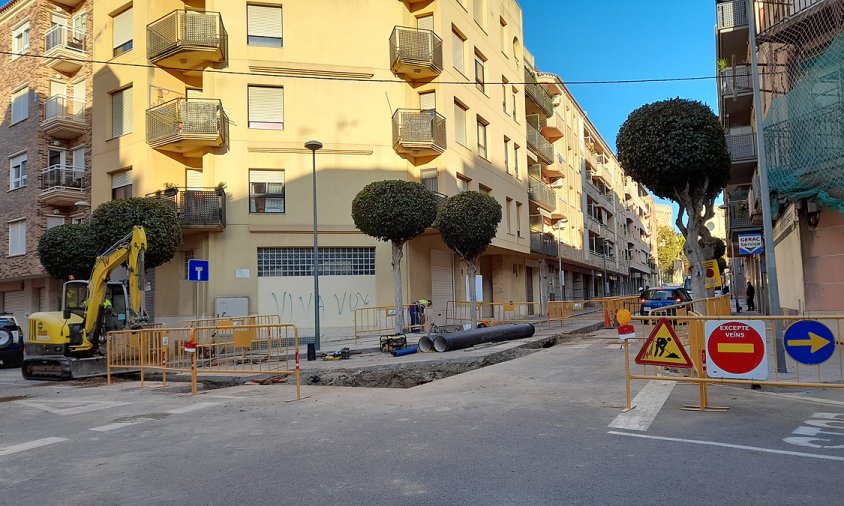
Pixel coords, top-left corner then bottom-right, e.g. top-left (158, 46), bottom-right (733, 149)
top-left (3, 290), bottom-right (26, 335)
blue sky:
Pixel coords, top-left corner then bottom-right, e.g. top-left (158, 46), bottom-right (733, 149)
top-left (521, 0), bottom-right (719, 219)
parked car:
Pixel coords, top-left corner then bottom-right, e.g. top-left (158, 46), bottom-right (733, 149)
top-left (0, 316), bottom-right (24, 368)
top-left (639, 287), bottom-right (693, 320)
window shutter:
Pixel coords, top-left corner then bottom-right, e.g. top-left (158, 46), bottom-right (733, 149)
top-left (248, 87), bottom-right (284, 128)
top-left (112, 8), bottom-right (133, 49)
top-left (186, 169), bottom-right (203, 189)
top-left (112, 87), bottom-right (133, 137)
top-left (454, 103), bottom-right (466, 145)
top-left (11, 88), bottom-right (28, 123)
top-left (112, 170), bottom-right (132, 189)
top-left (416, 15), bottom-right (434, 32)
top-left (451, 31), bottom-right (464, 72)
top-left (9, 221), bottom-right (25, 256)
top-left (419, 92), bottom-right (436, 111)
top-left (248, 5), bottom-right (282, 38)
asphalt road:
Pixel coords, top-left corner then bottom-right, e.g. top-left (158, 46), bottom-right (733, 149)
top-left (1, 334), bottom-right (843, 505)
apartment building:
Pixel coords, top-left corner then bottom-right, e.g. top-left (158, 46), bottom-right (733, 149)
top-left (0, 0), bottom-right (92, 334)
top-left (716, 0), bottom-right (844, 314)
top-left (654, 203), bottom-right (673, 230)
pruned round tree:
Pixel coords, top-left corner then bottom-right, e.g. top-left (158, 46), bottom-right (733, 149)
top-left (37, 223), bottom-right (98, 280)
top-left (91, 197), bottom-right (182, 270)
top-left (617, 99), bottom-right (730, 299)
top-left (437, 191), bottom-right (502, 326)
top-left (352, 180), bottom-right (438, 335)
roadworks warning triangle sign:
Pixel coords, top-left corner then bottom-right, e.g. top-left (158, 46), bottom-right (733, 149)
top-left (635, 318), bottom-right (693, 368)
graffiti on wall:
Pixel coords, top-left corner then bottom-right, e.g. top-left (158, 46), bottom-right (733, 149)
top-left (270, 290), bottom-right (372, 322)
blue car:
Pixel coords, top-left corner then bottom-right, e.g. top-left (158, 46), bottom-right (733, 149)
top-left (639, 287), bottom-right (692, 319)
top-left (0, 317), bottom-right (24, 368)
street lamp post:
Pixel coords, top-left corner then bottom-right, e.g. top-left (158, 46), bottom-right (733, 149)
top-left (305, 140), bottom-right (323, 351)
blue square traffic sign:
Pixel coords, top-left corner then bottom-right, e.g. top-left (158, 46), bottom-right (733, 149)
top-left (738, 233), bottom-right (763, 255)
top-left (188, 259), bottom-right (209, 282)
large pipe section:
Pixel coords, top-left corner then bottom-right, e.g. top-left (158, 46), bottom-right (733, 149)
top-left (432, 324), bottom-right (535, 353)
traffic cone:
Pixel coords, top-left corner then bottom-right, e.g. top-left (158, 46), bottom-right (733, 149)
top-left (604, 308), bottom-right (612, 329)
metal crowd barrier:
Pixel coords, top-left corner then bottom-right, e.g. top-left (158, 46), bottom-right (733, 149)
top-left (179, 314), bottom-right (281, 328)
top-left (107, 323), bottom-right (301, 397)
top-left (620, 312), bottom-right (844, 413)
top-left (445, 301), bottom-right (546, 328)
top-left (353, 304), bottom-right (427, 339)
top-left (547, 300), bottom-right (603, 328)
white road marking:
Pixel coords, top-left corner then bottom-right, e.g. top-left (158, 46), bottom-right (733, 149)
top-left (608, 380), bottom-right (676, 432)
top-left (0, 437), bottom-right (68, 457)
top-left (605, 344), bottom-right (622, 349)
top-left (563, 343), bottom-right (592, 349)
top-left (17, 399), bottom-right (132, 416)
top-left (166, 402), bottom-right (219, 414)
top-left (89, 419), bottom-right (152, 432)
top-left (609, 431), bottom-right (844, 462)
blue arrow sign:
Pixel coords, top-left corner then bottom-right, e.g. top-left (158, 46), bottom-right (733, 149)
top-left (188, 259), bottom-right (209, 282)
top-left (784, 320), bottom-right (835, 366)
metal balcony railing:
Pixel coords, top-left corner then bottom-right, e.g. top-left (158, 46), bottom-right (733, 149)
top-left (530, 231), bottom-right (558, 257)
top-left (43, 96), bottom-right (85, 123)
top-left (146, 98), bottom-right (227, 148)
top-left (756, 0), bottom-right (825, 37)
top-left (528, 176), bottom-right (557, 210)
top-left (151, 188), bottom-right (226, 230)
top-left (44, 25), bottom-right (86, 53)
top-left (41, 164), bottom-right (84, 190)
top-left (527, 123), bottom-right (554, 165)
top-left (716, 0), bottom-right (748, 29)
top-left (524, 67), bottom-right (554, 117)
top-left (721, 65), bottom-right (753, 95)
top-left (389, 26), bottom-right (443, 76)
top-left (392, 109), bottom-right (447, 154)
top-left (726, 132), bottom-right (758, 162)
top-left (729, 199), bottom-right (754, 228)
top-left (430, 190), bottom-right (447, 208)
top-left (147, 10), bottom-right (227, 64)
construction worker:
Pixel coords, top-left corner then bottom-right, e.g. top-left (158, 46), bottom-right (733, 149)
top-left (103, 296), bottom-right (117, 332)
top-left (409, 299), bottom-right (431, 331)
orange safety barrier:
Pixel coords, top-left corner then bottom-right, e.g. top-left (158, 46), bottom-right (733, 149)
top-left (547, 300), bottom-right (604, 328)
top-left (179, 314), bottom-right (281, 328)
top-left (353, 304), bottom-right (428, 339)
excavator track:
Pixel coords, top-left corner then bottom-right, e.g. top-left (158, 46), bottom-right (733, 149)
top-left (22, 356), bottom-right (109, 381)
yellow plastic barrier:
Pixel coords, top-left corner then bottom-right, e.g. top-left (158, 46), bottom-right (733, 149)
top-left (107, 324), bottom-right (301, 398)
top-left (353, 304), bottom-right (427, 339)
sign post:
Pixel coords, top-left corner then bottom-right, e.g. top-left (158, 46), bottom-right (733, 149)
top-left (188, 259), bottom-right (209, 318)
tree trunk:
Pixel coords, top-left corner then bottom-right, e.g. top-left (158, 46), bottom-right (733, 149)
top-left (391, 241), bottom-right (405, 335)
top-left (677, 200), bottom-right (715, 303)
top-left (467, 260), bottom-right (478, 328)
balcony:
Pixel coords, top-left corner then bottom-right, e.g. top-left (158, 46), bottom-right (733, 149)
top-left (41, 96), bottom-right (85, 139)
top-left (146, 98), bottom-right (227, 156)
top-left (524, 67), bottom-right (554, 117)
top-left (530, 231), bottom-right (558, 257)
top-left (390, 26), bottom-right (443, 80)
top-left (728, 198), bottom-right (755, 229)
top-left (151, 188), bottom-right (226, 232)
top-left (726, 132), bottom-right (757, 162)
top-left (430, 190), bottom-right (448, 209)
top-left (528, 176), bottom-right (557, 211)
top-left (527, 123), bottom-right (554, 165)
top-left (716, 0), bottom-right (748, 30)
top-left (721, 65), bottom-right (753, 95)
top-left (39, 165), bottom-right (85, 206)
top-left (147, 10), bottom-right (227, 69)
top-left (756, 0), bottom-right (828, 42)
top-left (587, 183), bottom-right (613, 210)
top-left (44, 25), bottom-right (86, 74)
top-left (392, 109), bottom-right (446, 157)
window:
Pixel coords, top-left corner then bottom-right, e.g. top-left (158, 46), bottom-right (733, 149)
top-left (501, 78), bottom-right (508, 113)
top-left (515, 202), bottom-right (523, 236)
top-left (12, 22), bottom-right (29, 58)
top-left (504, 137), bottom-right (510, 173)
top-left (11, 87), bottom-right (28, 124)
top-left (258, 247), bottom-right (375, 277)
top-left (47, 216), bottom-right (65, 230)
top-left (421, 168), bottom-right (438, 193)
top-left (248, 86), bottom-right (284, 129)
top-left (514, 144), bottom-right (521, 179)
top-left (512, 88), bottom-right (518, 122)
top-left (451, 29), bottom-right (465, 74)
top-left (457, 175), bottom-right (470, 192)
top-left (248, 5), bottom-right (283, 47)
top-left (454, 101), bottom-right (467, 147)
top-left (499, 18), bottom-right (508, 55)
top-left (506, 197), bottom-right (513, 234)
top-left (8, 220), bottom-right (25, 256)
top-left (479, 184), bottom-right (491, 195)
top-left (476, 117), bottom-right (488, 159)
top-left (9, 153), bottom-right (26, 190)
top-left (111, 170), bottom-right (132, 200)
top-left (474, 50), bottom-right (486, 93)
top-left (112, 7), bottom-right (133, 57)
top-left (249, 169), bottom-right (285, 213)
top-left (183, 251), bottom-right (194, 280)
top-left (473, 0), bottom-right (485, 28)
top-left (111, 86), bottom-right (133, 137)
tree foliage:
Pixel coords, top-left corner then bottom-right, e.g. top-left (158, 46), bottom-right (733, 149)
top-left (91, 198), bottom-right (182, 269)
top-left (351, 180), bottom-right (438, 335)
top-left (37, 224), bottom-right (98, 280)
top-left (617, 99), bottom-right (731, 297)
top-left (656, 225), bottom-right (684, 275)
top-left (351, 180), bottom-right (438, 243)
top-left (437, 191), bottom-right (502, 263)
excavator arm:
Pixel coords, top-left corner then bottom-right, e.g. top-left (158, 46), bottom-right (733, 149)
top-left (82, 226), bottom-right (147, 342)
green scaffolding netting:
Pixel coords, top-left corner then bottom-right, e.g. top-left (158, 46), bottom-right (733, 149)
top-left (762, 31), bottom-right (844, 213)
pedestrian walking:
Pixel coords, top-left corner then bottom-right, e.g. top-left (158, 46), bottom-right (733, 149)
top-left (746, 281), bottom-right (756, 311)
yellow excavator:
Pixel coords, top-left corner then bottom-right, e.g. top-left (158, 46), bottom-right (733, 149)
top-left (23, 226), bottom-right (149, 380)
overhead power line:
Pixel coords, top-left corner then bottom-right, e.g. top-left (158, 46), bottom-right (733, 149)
top-left (1, 50), bottom-right (782, 87)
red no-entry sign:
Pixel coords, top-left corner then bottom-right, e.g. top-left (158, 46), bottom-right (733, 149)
top-left (704, 320), bottom-right (768, 380)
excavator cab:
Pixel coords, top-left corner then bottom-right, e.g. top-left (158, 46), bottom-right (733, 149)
top-left (63, 280), bottom-right (130, 331)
